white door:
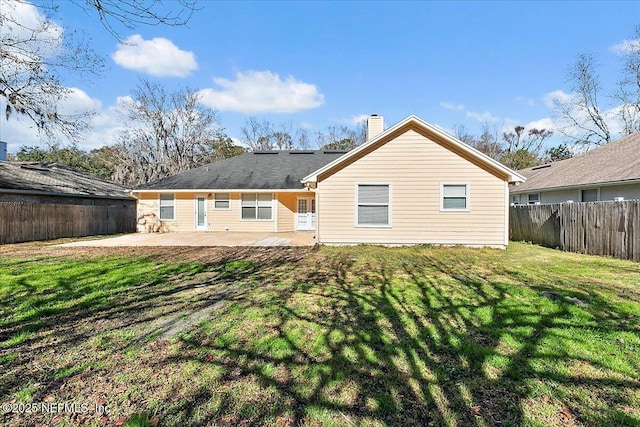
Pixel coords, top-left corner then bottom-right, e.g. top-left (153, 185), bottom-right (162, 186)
top-left (296, 197), bottom-right (316, 230)
top-left (195, 196), bottom-right (208, 231)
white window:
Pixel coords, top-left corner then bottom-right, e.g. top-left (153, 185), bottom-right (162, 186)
top-left (527, 193), bottom-right (540, 205)
top-left (241, 193), bottom-right (272, 220)
top-left (357, 184), bottom-right (390, 226)
top-left (159, 193), bottom-right (175, 220)
top-left (442, 184), bottom-right (469, 211)
top-left (214, 193), bottom-right (230, 209)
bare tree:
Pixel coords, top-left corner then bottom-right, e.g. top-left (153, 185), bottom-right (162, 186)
top-left (316, 124), bottom-right (365, 150)
top-left (1, 0), bottom-right (197, 141)
top-left (452, 122), bottom-right (551, 169)
top-left (554, 27), bottom-right (640, 145)
top-left (295, 127), bottom-right (312, 149)
top-left (68, 0), bottom-right (197, 41)
top-left (110, 80), bottom-right (232, 186)
top-left (500, 126), bottom-right (553, 169)
top-left (614, 25), bottom-right (640, 135)
top-left (240, 117), bottom-right (276, 150)
top-left (453, 122), bottom-right (504, 159)
top-left (1, 0), bottom-right (102, 140)
top-left (553, 54), bottom-right (611, 145)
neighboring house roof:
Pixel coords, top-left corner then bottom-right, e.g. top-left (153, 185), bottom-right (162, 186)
top-left (302, 115), bottom-right (526, 185)
top-left (0, 162), bottom-right (132, 199)
top-left (511, 132), bottom-right (640, 194)
top-left (137, 150), bottom-right (348, 191)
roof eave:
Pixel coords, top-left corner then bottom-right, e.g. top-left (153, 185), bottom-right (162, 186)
top-left (0, 188), bottom-right (134, 200)
top-left (510, 177), bottom-right (640, 194)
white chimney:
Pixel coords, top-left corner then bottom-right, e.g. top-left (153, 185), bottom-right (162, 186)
top-left (366, 114), bottom-right (384, 141)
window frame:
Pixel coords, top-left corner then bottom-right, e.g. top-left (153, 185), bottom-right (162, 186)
top-left (213, 193), bottom-right (231, 210)
top-left (355, 183), bottom-right (392, 228)
top-left (527, 193), bottom-right (540, 205)
top-left (158, 193), bottom-right (176, 221)
top-left (240, 193), bottom-right (273, 221)
top-left (581, 188), bottom-right (599, 202)
top-left (440, 183), bottom-right (470, 212)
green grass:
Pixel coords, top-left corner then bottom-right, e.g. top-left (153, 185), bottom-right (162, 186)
top-left (0, 243), bottom-right (638, 426)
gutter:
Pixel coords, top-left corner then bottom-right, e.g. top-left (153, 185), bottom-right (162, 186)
top-left (0, 188), bottom-right (135, 201)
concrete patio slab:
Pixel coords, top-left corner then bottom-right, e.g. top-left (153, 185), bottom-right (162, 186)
top-left (57, 231), bottom-right (316, 247)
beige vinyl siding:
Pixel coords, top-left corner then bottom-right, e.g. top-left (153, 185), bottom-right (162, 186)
top-left (138, 191), bottom-right (301, 233)
top-left (276, 192), bottom-right (306, 232)
top-left (209, 193), bottom-right (276, 232)
top-left (317, 129), bottom-right (508, 247)
top-left (136, 192), bottom-right (194, 232)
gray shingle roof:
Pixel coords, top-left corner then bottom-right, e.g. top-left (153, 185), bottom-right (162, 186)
top-left (511, 132), bottom-right (640, 193)
top-left (137, 150), bottom-right (348, 190)
top-left (0, 162), bottom-right (133, 199)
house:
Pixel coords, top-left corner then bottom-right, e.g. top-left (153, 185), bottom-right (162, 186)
top-left (0, 162), bottom-right (136, 244)
top-left (0, 162), bottom-right (134, 207)
top-left (510, 132), bottom-right (640, 205)
top-left (134, 115), bottom-right (525, 248)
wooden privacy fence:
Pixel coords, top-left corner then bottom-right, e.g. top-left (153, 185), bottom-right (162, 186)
top-left (0, 202), bottom-right (136, 244)
top-left (510, 200), bottom-right (640, 262)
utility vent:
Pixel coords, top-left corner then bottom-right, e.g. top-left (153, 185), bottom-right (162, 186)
top-left (288, 151), bottom-right (315, 154)
top-left (20, 164), bottom-right (51, 172)
top-left (253, 151), bottom-right (279, 154)
top-left (323, 150), bottom-right (348, 154)
top-left (532, 164), bottom-right (552, 170)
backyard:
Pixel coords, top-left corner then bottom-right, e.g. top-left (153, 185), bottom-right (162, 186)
top-left (0, 241), bottom-right (638, 426)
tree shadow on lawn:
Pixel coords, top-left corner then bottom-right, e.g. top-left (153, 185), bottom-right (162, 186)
top-left (168, 248), bottom-right (639, 426)
top-left (1, 246), bottom-right (638, 426)
top-left (0, 247), bottom-right (310, 416)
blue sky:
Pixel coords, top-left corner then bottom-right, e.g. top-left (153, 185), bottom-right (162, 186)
top-left (1, 0), bottom-right (639, 153)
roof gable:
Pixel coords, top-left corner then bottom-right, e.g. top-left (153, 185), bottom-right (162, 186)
top-left (302, 115), bottom-right (525, 184)
top-left (511, 131), bottom-right (640, 193)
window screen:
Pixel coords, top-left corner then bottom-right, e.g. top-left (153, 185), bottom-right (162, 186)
top-left (443, 185), bottom-right (468, 210)
top-left (214, 193), bottom-right (230, 209)
top-left (159, 194), bottom-right (175, 220)
top-left (241, 193), bottom-right (272, 220)
top-left (357, 185), bottom-right (389, 225)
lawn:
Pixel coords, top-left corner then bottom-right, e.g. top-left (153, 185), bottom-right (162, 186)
top-left (0, 242), bottom-right (639, 427)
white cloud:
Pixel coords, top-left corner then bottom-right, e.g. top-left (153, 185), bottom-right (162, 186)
top-left (466, 110), bottom-right (500, 123)
top-left (350, 114), bottom-right (369, 125)
top-left (523, 117), bottom-right (557, 132)
top-left (609, 38), bottom-right (640, 54)
top-left (515, 96), bottom-right (535, 107)
top-left (197, 70), bottom-right (324, 113)
top-left (0, 90), bottom-right (130, 153)
top-left (440, 101), bottom-right (465, 111)
top-left (111, 34), bottom-right (197, 77)
top-left (0, 0), bottom-right (63, 57)
top-left (542, 90), bottom-right (573, 109)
